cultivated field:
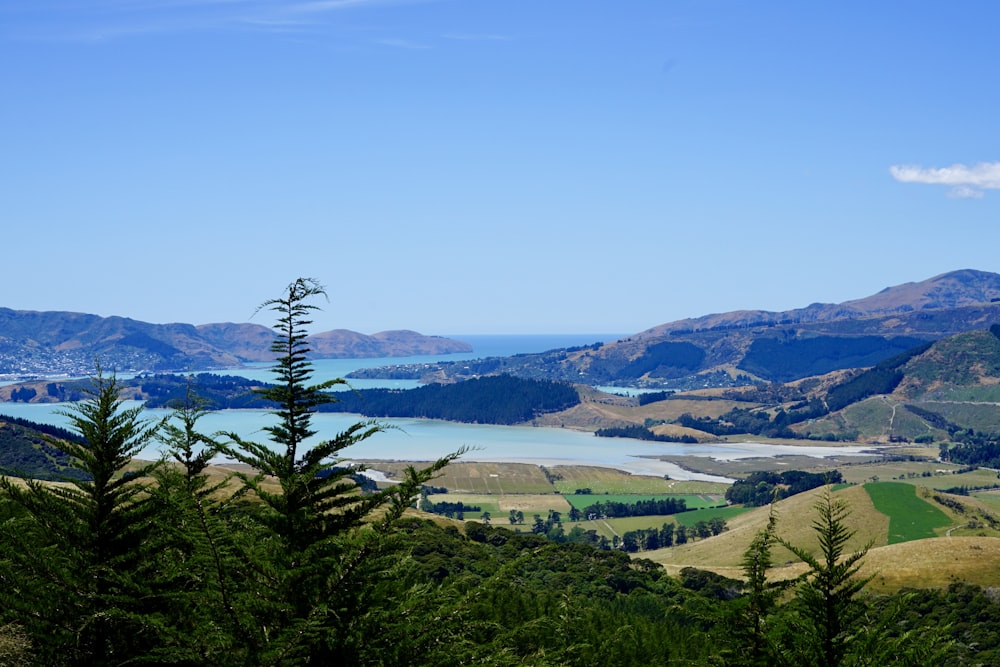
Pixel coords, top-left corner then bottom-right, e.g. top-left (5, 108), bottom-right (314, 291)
top-left (864, 482), bottom-right (952, 543)
top-left (360, 454), bottom-right (1000, 592)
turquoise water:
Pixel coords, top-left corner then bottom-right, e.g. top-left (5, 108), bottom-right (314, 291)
top-left (140, 333), bottom-right (627, 388)
top-left (0, 333), bottom-right (871, 481)
top-left (0, 399), bottom-right (872, 483)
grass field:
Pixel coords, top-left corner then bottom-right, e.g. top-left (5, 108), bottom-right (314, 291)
top-left (545, 465), bottom-right (729, 494)
top-left (366, 461), bottom-right (556, 494)
top-left (972, 489), bottom-right (1000, 513)
top-left (363, 454), bottom-right (1000, 592)
top-left (863, 482), bottom-right (952, 544)
top-left (672, 505), bottom-right (750, 527)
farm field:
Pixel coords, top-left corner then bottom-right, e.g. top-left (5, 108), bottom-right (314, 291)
top-left (371, 458), bottom-right (1000, 591)
top-left (671, 505), bottom-right (749, 527)
top-left (865, 482), bottom-right (952, 543)
top-left (366, 460), bottom-right (556, 494)
top-left (835, 458), bottom-right (982, 483)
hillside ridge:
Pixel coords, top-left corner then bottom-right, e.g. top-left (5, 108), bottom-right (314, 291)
top-left (366, 269), bottom-right (1000, 390)
top-left (0, 307), bottom-right (471, 377)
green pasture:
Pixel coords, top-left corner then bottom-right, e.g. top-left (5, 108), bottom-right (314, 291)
top-left (924, 386), bottom-right (1000, 402)
top-left (671, 505), bottom-right (749, 527)
top-left (863, 482), bottom-right (952, 544)
top-left (841, 461), bottom-right (1000, 491)
top-left (578, 516), bottom-right (676, 540)
top-left (838, 459), bottom-right (961, 484)
top-left (972, 490), bottom-right (1000, 514)
top-left (919, 401), bottom-right (1000, 435)
top-left (563, 493), bottom-right (726, 511)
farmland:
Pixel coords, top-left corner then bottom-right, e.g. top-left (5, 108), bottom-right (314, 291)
top-left (864, 481), bottom-right (952, 543)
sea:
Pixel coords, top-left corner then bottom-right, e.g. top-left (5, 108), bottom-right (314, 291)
top-left (0, 334), bottom-right (873, 482)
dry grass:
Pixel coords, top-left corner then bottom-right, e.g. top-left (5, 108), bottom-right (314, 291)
top-left (494, 494), bottom-right (572, 513)
top-left (548, 465), bottom-right (674, 494)
top-left (365, 461), bottom-right (555, 495)
top-left (862, 537), bottom-right (1000, 592)
top-left (533, 397), bottom-right (752, 431)
top-left (638, 483), bottom-right (1000, 592)
top-left (641, 485), bottom-right (889, 573)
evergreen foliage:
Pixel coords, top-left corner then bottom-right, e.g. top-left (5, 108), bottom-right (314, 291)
top-left (0, 417), bottom-right (90, 481)
top-left (319, 374), bottom-right (580, 423)
top-left (725, 470), bottom-right (844, 506)
top-left (218, 278), bottom-right (462, 662)
top-left (595, 423), bottom-right (699, 443)
top-left (0, 369), bottom-right (165, 665)
top-left (139, 372), bottom-right (580, 424)
top-left (777, 489), bottom-right (874, 667)
top-left (738, 335), bottom-right (926, 383)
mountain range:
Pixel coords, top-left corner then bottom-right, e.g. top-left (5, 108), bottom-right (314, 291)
top-left (0, 308), bottom-right (471, 378)
top-left (356, 269), bottom-right (1000, 389)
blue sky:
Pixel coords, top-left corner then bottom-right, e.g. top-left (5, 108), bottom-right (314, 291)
top-left (2, 1), bottom-right (998, 335)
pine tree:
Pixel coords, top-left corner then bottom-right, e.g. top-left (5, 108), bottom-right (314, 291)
top-left (778, 488), bottom-right (873, 667)
top-left (0, 369), bottom-right (165, 665)
top-left (150, 385), bottom-right (257, 663)
top-left (719, 505), bottom-right (789, 667)
top-left (222, 278), bottom-right (461, 662)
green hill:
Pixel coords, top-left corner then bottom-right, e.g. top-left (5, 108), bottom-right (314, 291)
top-left (0, 415), bottom-right (90, 481)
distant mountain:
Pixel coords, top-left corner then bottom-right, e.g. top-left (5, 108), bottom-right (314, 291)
top-left (639, 268), bottom-right (1000, 337)
top-left (0, 308), bottom-right (471, 377)
top-left (537, 325), bottom-right (1000, 445)
top-left (364, 270), bottom-right (1000, 389)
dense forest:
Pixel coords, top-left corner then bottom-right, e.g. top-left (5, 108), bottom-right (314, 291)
top-left (724, 470), bottom-right (845, 506)
top-left (0, 416), bottom-right (89, 481)
top-left (736, 335), bottom-right (928, 383)
top-left (3, 280), bottom-right (1000, 665)
top-left (595, 423), bottom-right (699, 443)
top-left (674, 340), bottom-right (936, 441)
top-left (318, 374), bottom-right (580, 424)
top-left (137, 372), bottom-right (581, 425)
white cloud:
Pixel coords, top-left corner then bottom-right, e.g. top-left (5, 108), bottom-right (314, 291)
top-left (890, 161), bottom-right (1000, 198)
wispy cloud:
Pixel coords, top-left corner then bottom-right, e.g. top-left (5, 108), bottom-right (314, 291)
top-left (2, 0), bottom-right (435, 42)
top-left (890, 161), bottom-right (1000, 199)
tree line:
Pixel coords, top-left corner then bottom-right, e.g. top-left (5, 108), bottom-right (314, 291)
top-left (725, 470), bottom-right (845, 507)
top-left (138, 372), bottom-right (581, 425)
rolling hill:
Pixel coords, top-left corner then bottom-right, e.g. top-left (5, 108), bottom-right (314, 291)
top-left (555, 324), bottom-right (1000, 446)
top-left (354, 269), bottom-right (1000, 389)
top-left (0, 307), bottom-right (471, 377)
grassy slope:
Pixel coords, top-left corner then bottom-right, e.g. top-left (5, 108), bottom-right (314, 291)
top-left (864, 481), bottom-right (951, 543)
top-left (637, 479), bottom-right (1000, 591)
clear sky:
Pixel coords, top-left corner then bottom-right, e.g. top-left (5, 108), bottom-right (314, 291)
top-left (2, 1), bottom-right (998, 335)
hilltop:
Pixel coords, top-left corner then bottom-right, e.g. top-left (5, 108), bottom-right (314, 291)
top-left (0, 307), bottom-right (471, 377)
top-left (352, 269), bottom-right (1000, 389)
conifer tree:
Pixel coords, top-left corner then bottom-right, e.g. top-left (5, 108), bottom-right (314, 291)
top-left (0, 369), bottom-right (164, 665)
top-left (778, 488), bottom-right (873, 667)
top-left (150, 386), bottom-right (256, 663)
top-left (223, 278), bottom-right (460, 662)
top-left (722, 505), bottom-right (790, 667)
